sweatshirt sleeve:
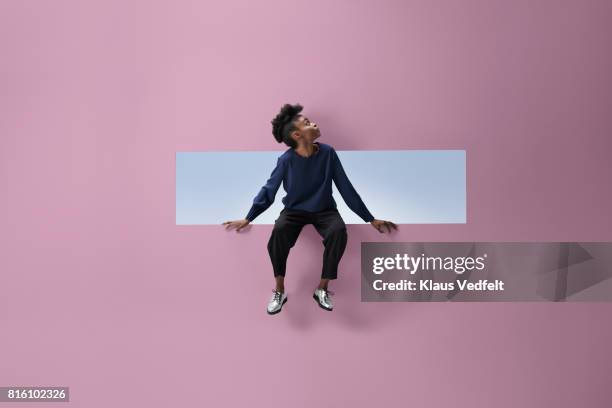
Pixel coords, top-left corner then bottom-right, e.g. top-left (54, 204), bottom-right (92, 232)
top-left (245, 157), bottom-right (286, 222)
top-left (331, 148), bottom-right (375, 223)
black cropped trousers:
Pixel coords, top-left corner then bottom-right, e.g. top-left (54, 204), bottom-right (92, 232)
top-left (267, 207), bottom-right (348, 280)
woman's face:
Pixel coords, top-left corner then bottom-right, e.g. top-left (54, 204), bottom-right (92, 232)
top-left (294, 115), bottom-right (320, 143)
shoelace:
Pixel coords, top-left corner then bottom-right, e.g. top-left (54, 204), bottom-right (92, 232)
top-left (318, 289), bottom-right (335, 301)
top-left (271, 290), bottom-right (283, 302)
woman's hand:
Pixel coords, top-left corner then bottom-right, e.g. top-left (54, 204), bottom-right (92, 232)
top-left (222, 219), bottom-right (251, 232)
top-left (370, 219), bottom-right (398, 233)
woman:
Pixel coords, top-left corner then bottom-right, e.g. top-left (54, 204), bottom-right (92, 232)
top-left (223, 103), bottom-right (397, 315)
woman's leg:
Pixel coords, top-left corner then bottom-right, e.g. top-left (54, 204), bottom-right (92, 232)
top-left (274, 276), bottom-right (285, 293)
top-left (312, 208), bottom-right (348, 281)
top-left (267, 209), bottom-right (307, 291)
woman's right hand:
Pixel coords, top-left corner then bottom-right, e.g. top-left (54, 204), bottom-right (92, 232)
top-left (222, 219), bottom-right (251, 232)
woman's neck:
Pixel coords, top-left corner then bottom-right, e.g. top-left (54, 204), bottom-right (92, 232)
top-left (294, 142), bottom-right (318, 158)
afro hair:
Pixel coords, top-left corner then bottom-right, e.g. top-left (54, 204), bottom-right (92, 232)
top-left (271, 103), bottom-right (303, 148)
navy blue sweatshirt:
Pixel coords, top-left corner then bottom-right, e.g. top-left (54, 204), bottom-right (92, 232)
top-left (245, 142), bottom-right (375, 223)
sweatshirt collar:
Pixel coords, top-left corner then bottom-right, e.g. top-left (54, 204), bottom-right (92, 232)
top-left (293, 142), bottom-right (320, 159)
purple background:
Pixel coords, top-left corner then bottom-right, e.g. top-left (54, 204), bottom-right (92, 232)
top-left (1, 0), bottom-right (611, 407)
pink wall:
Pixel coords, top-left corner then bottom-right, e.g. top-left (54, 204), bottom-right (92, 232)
top-left (1, 0), bottom-right (611, 407)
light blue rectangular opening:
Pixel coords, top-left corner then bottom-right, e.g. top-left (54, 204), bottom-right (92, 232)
top-left (176, 150), bottom-right (466, 225)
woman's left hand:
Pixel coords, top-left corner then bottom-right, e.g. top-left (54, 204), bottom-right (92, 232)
top-left (370, 219), bottom-right (398, 233)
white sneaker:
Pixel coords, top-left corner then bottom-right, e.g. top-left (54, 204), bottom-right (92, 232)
top-left (313, 288), bottom-right (334, 311)
top-left (267, 290), bottom-right (288, 315)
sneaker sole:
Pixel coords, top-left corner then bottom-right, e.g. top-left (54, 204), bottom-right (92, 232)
top-left (267, 296), bottom-right (288, 315)
top-left (312, 294), bottom-right (333, 311)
